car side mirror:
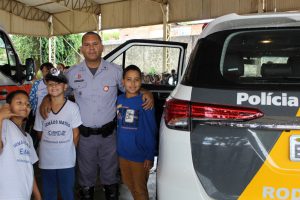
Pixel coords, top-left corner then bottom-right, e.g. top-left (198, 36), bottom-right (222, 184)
top-left (25, 58), bottom-right (34, 81)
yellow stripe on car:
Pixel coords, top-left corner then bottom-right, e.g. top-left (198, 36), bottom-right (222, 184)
top-left (238, 109), bottom-right (300, 200)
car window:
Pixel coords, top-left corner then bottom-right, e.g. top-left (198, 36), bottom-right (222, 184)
top-left (182, 29), bottom-right (300, 88)
top-left (112, 45), bottom-right (180, 86)
top-left (0, 32), bottom-right (18, 81)
top-left (0, 36), bottom-right (8, 65)
top-left (221, 29), bottom-right (300, 83)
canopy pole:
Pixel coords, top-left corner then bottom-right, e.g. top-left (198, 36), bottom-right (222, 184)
top-left (258, 0), bottom-right (264, 13)
top-left (48, 15), bottom-right (56, 65)
top-left (161, 2), bottom-right (170, 73)
top-left (98, 14), bottom-right (103, 39)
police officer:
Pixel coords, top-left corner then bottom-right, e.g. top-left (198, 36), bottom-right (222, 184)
top-left (40, 32), bottom-right (153, 200)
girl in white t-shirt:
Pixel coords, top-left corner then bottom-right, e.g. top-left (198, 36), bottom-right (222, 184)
top-left (34, 69), bottom-right (82, 200)
top-left (0, 90), bottom-right (41, 200)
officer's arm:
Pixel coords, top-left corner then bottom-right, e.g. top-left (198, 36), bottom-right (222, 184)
top-left (39, 95), bottom-right (51, 120)
top-left (64, 70), bottom-right (75, 101)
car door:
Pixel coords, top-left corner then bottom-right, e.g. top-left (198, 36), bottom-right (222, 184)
top-left (0, 30), bottom-right (31, 105)
top-left (104, 39), bottom-right (187, 124)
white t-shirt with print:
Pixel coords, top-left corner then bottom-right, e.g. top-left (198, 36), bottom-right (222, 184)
top-left (0, 119), bottom-right (38, 200)
top-left (34, 100), bottom-right (82, 169)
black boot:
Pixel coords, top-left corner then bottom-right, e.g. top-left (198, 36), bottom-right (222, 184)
top-left (79, 186), bottom-right (94, 200)
top-left (103, 184), bottom-right (119, 200)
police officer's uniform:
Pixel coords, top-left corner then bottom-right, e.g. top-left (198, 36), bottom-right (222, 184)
top-left (66, 59), bottom-right (123, 200)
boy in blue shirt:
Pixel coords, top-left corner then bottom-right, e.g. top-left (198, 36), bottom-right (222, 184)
top-left (117, 65), bottom-right (157, 200)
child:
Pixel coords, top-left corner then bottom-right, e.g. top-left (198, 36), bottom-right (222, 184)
top-left (117, 65), bottom-right (157, 200)
top-left (29, 62), bottom-right (54, 116)
top-left (28, 62), bottom-right (54, 148)
top-left (0, 90), bottom-right (41, 200)
top-left (34, 68), bottom-right (82, 200)
top-left (56, 63), bottom-right (65, 72)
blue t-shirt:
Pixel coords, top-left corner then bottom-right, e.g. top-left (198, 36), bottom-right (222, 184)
top-left (116, 93), bottom-right (157, 162)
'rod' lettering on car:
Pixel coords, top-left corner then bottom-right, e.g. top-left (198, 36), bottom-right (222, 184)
top-left (237, 92), bottom-right (299, 107)
top-left (263, 186), bottom-right (300, 200)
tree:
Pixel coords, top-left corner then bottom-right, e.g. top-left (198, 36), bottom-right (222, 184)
top-left (11, 35), bottom-right (41, 65)
top-left (55, 34), bottom-right (82, 66)
top-left (11, 34), bottom-right (82, 67)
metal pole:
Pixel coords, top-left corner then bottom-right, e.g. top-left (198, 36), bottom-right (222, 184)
top-left (48, 15), bottom-right (56, 65)
top-left (258, 0), bottom-right (264, 13)
top-left (62, 37), bottom-right (83, 59)
top-left (161, 3), bottom-right (170, 73)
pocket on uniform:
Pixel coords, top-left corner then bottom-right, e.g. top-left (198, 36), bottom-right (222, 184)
top-left (101, 81), bottom-right (117, 93)
top-left (74, 81), bottom-right (87, 89)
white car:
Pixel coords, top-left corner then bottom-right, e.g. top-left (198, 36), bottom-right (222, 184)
top-left (157, 13), bottom-right (300, 200)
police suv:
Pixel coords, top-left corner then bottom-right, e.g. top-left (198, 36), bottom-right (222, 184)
top-left (157, 13), bottom-right (300, 200)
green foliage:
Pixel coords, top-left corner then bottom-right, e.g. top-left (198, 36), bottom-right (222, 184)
top-left (11, 35), bottom-right (40, 64)
top-left (40, 37), bottom-right (48, 64)
top-left (55, 34), bottom-right (82, 66)
top-left (11, 34), bottom-right (82, 67)
top-left (148, 67), bottom-right (157, 75)
top-left (0, 48), bottom-right (8, 64)
top-left (102, 31), bottom-right (120, 41)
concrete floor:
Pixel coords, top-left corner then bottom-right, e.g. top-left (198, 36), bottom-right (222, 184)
top-left (90, 157), bottom-right (157, 200)
top-left (35, 158), bottom-right (157, 200)
top-left (92, 169), bottom-right (156, 200)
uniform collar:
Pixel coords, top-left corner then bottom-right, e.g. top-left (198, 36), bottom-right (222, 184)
top-left (82, 58), bottom-right (108, 72)
top-left (99, 58), bottom-right (108, 71)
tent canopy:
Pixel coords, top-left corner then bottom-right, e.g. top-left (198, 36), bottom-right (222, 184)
top-left (1, 0), bottom-right (300, 36)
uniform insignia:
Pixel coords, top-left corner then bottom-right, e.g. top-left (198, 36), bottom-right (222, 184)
top-left (104, 86), bottom-right (109, 92)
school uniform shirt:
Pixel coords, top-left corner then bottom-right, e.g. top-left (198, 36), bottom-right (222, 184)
top-left (117, 94), bottom-right (157, 162)
top-left (34, 100), bottom-right (82, 169)
top-left (0, 119), bottom-right (38, 200)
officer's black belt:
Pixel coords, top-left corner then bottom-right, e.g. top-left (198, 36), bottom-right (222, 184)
top-left (79, 119), bottom-right (116, 138)
top-left (79, 126), bottom-right (102, 135)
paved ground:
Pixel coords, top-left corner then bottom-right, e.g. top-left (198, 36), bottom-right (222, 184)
top-left (91, 169), bottom-right (156, 200)
top-left (82, 157), bottom-right (157, 200)
top-left (34, 158), bottom-right (157, 200)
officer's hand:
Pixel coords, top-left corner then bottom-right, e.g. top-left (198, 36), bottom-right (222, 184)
top-left (141, 90), bottom-right (154, 110)
top-left (39, 95), bottom-right (51, 119)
